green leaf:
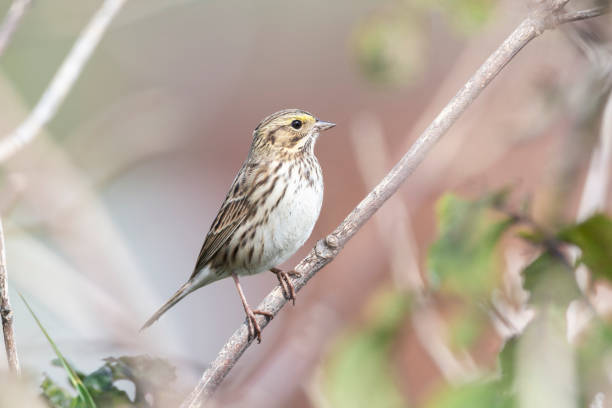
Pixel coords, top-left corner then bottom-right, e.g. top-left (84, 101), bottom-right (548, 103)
top-left (352, 4), bottom-right (427, 86)
top-left (20, 294), bottom-right (97, 408)
top-left (558, 213), bottom-right (612, 280)
top-left (425, 338), bottom-right (517, 408)
top-left (522, 252), bottom-right (581, 308)
top-left (497, 337), bottom-right (517, 388)
top-left (441, 0), bottom-right (495, 34)
top-left (322, 291), bottom-right (411, 408)
top-left (101, 355), bottom-right (176, 404)
top-left (428, 192), bottom-right (513, 296)
top-left (576, 320), bottom-right (612, 405)
top-left (40, 375), bottom-right (73, 408)
top-left (516, 228), bottom-right (547, 245)
top-left (426, 381), bottom-right (514, 408)
top-left (414, 0), bottom-right (495, 35)
top-left (447, 304), bottom-right (490, 351)
top-left (81, 365), bottom-right (132, 407)
top-left (42, 354), bottom-right (179, 407)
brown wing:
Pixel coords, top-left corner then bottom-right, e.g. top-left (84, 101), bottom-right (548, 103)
top-left (190, 165), bottom-right (255, 277)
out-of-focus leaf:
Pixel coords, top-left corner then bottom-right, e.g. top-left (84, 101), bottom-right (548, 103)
top-left (576, 320), bottom-right (612, 406)
top-left (42, 354), bottom-right (178, 407)
top-left (322, 291), bottom-right (411, 408)
top-left (20, 294), bottom-right (97, 408)
top-left (81, 365), bottom-right (132, 407)
top-left (426, 381), bottom-right (513, 408)
top-left (40, 376), bottom-right (73, 408)
top-left (102, 355), bottom-right (176, 403)
top-left (426, 338), bottom-right (517, 408)
top-left (498, 337), bottom-right (517, 388)
top-left (41, 355), bottom-right (178, 407)
top-left (414, 0), bottom-right (496, 35)
top-left (522, 252), bottom-right (581, 308)
top-left (428, 192), bottom-right (513, 296)
top-left (558, 213), bottom-right (612, 280)
top-left (352, 4), bottom-right (427, 85)
top-left (441, 0), bottom-right (495, 34)
top-left (447, 303), bottom-right (490, 351)
top-left (516, 228), bottom-right (546, 245)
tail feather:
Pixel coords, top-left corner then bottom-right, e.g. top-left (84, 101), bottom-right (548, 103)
top-left (140, 281), bottom-right (196, 331)
top-left (141, 267), bottom-right (221, 331)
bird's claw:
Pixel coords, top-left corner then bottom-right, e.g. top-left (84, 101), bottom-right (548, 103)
top-left (271, 268), bottom-right (299, 305)
top-left (246, 309), bottom-right (273, 343)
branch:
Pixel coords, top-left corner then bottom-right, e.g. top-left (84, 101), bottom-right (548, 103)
top-left (0, 0), bottom-right (31, 58)
top-left (178, 4), bottom-right (608, 407)
top-left (0, 217), bottom-right (20, 374)
top-left (0, 0), bottom-right (127, 163)
top-left (557, 6), bottom-right (609, 24)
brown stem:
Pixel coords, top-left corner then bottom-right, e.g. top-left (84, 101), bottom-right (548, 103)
top-left (180, 3), bottom-right (609, 407)
top-left (0, 217), bottom-right (20, 374)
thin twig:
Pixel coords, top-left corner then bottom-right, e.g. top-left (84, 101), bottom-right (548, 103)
top-left (0, 217), bottom-right (20, 374)
top-left (557, 6), bottom-right (609, 24)
top-left (0, 0), bottom-right (31, 57)
top-left (0, 0), bottom-right (127, 162)
top-left (177, 4), bottom-right (608, 407)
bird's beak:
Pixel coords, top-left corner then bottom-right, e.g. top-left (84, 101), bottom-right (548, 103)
top-left (315, 120), bottom-right (336, 131)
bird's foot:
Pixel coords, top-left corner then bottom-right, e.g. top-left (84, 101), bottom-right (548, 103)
top-left (270, 268), bottom-right (300, 305)
top-left (245, 308), bottom-right (273, 343)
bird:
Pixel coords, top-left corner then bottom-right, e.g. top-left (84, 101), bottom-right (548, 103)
top-left (141, 109), bottom-right (335, 342)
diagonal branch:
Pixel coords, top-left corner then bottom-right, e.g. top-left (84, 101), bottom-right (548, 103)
top-left (0, 217), bottom-right (20, 375)
top-left (179, 3), bottom-right (608, 407)
top-left (0, 0), bottom-right (127, 163)
top-left (0, 0), bottom-right (32, 57)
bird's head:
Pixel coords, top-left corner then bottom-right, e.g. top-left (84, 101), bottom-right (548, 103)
top-left (251, 109), bottom-right (335, 158)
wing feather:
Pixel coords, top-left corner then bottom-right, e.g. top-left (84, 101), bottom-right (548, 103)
top-left (190, 163), bottom-right (263, 277)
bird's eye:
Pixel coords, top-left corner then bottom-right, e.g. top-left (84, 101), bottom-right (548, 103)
top-left (291, 119), bottom-right (303, 130)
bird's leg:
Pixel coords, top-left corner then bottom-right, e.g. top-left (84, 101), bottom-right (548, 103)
top-left (232, 274), bottom-right (273, 343)
top-left (270, 267), bottom-right (301, 305)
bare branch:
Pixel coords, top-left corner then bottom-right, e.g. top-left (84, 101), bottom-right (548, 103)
top-left (0, 0), bottom-right (127, 162)
top-left (0, 0), bottom-right (31, 57)
top-left (558, 6), bottom-right (609, 24)
top-left (175, 3), bottom-right (607, 407)
top-left (0, 217), bottom-right (20, 375)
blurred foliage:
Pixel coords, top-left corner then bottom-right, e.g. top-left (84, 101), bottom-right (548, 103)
top-left (21, 294), bottom-right (96, 408)
top-left (577, 320), bottom-right (612, 406)
top-left (416, 0), bottom-right (496, 34)
top-left (352, 6), bottom-right (427, 86)
top-left (22, 288), bottom-right (178, 407)
top-left (521, 252), bottom-right (581, 308)
top-left (428, 191), bottom-right (512, 296)
top-left (426, 337), bottom-right (515, 408)
top-left (41, 356), bottom-right (178, 408)
top-left (446, 302), bottom-right (490, 352)
top-left (352, 0), bottom-right (496, 84)
top-left (559, 213), bottom-right (612, 280)
top-left (428, 191), bottom-right (512, 352)
top-left (320, 191), bottom-right (612, 408)
top-left (321, 291), bottom-right (412, 408)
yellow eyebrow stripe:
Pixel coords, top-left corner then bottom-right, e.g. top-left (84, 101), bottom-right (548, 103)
top-left (292, 114), bottom-right (314, 124)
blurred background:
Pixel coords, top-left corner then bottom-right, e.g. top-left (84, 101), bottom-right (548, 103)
top-left (1, 0), bottom-right (611, 407)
